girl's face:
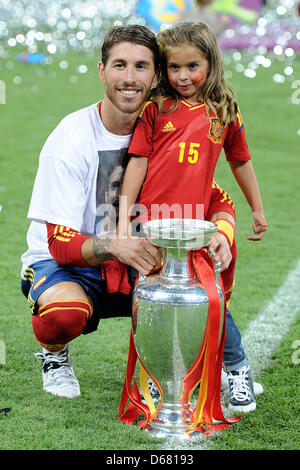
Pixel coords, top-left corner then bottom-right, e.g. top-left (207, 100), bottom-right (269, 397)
top-left (165, 44), bottom-right (209, 104)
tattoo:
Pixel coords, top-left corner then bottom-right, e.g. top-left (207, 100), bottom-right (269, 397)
top-left (92, 238), bottom-right (113, 263)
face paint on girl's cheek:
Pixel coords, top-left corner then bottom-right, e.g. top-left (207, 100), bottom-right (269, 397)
top-left (193, 70), bottom-right (206, 86)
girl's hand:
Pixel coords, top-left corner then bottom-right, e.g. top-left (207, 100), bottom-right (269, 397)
top-left (207, 232), bottom-right (232, 272)
top-left (248, 212), bottom-right (268, 241)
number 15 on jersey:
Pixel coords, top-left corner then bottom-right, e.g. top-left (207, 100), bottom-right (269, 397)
top-left (178, 142), bottom-right (200, 164)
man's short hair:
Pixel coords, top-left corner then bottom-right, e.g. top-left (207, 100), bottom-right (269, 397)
top-left (101, 25), bottom-right (160, 71)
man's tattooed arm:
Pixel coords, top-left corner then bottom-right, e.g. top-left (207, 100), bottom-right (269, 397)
top-left (81, 236), bottom-right (114, 266)
top-left (81, 234), bottom-right (161, 274)
top-left (92, 238), bottom-right (113, 263)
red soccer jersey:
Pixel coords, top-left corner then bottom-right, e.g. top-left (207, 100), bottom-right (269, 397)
top-left (129, 98), bottom-right (251, 221)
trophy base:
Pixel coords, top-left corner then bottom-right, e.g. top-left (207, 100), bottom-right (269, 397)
top-left (144, 424), bottom-right (205, 441)
top-left (143, 405), bottom-right (207, 441)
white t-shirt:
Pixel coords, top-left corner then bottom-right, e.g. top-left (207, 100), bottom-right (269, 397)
top-left (21, 102), bottom-right (132, 275)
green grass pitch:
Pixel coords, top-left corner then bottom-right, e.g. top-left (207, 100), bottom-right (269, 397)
top-left (0, 50), bottom-right (299, 451)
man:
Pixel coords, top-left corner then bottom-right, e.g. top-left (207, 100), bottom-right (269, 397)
top-left (21, 25), bottom-right (260, 413)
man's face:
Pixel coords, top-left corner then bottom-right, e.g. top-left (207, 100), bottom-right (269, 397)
top-left (98, 42), bottom-right (159, 116)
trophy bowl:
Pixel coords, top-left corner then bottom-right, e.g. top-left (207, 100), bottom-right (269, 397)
top-left (143, 217), bottom-right (217, 249)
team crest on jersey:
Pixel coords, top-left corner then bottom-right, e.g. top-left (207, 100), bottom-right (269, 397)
top-left (207, 118), bottom-right (224, 144)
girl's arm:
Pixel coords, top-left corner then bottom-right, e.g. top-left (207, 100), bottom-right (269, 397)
top-left (118, 156), bottom-right (148, 237)
top-left (229, 160), bottom-right (268, 240)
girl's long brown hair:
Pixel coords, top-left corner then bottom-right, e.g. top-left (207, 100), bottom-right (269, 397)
top-left (151, 22), bottom-right (237, 125)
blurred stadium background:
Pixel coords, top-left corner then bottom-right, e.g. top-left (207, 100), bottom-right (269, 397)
top-left (0, 1), bottom-right (299, 68)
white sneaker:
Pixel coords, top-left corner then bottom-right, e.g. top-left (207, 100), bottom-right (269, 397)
top-left (35, 346), bottom-right (80, 398)
top-left (227, 365), bottom-right (256, 413)
top-left (221, 368), bottom-right (229, 391)
top-left (222, 368), bottom-right (264, 395)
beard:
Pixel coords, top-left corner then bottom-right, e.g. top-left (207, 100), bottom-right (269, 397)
top-left (104, 80), bottom-right (149, 116)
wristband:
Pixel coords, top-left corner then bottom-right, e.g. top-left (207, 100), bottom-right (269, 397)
top-left (214, 218), bottom-right (235, 247)
top-left (46, 222), bottom-right (89, 267)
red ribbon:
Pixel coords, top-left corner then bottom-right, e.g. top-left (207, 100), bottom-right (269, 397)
top-left (118, 249), bottom-right (241, 434)
top-left (183, 249), bottom-right (241, 435)
top-left (118, 327), bottom-right (151, 426)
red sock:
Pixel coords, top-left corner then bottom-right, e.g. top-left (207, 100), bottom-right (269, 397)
top-left (32, 300), bottom-right (92, 352)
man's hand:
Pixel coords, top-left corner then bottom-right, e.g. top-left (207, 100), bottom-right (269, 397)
top-left (82, 234), bottom-right (161, 274)
top-left (109, 236), bottom-right (162, 275)
top-left (207, 232), bottom-right (232, 272)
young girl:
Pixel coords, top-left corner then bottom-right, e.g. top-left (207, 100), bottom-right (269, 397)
top-left (118, 21), bottom-right (267, 241)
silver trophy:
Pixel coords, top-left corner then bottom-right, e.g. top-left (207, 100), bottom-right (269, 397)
top-left (132, 218), bottom-right (225, 439)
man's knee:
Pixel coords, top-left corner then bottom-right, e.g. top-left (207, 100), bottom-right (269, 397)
top-left (32, 300), bottom-right (92, 351)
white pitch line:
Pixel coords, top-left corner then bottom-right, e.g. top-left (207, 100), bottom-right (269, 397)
top-left (159, 259), bottom-right (300, 451)
top-left (243, 258), bottom-right (300, 378)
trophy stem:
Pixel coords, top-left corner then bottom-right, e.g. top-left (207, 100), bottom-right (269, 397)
top-left (162, 247), bottom-right (194, 281)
